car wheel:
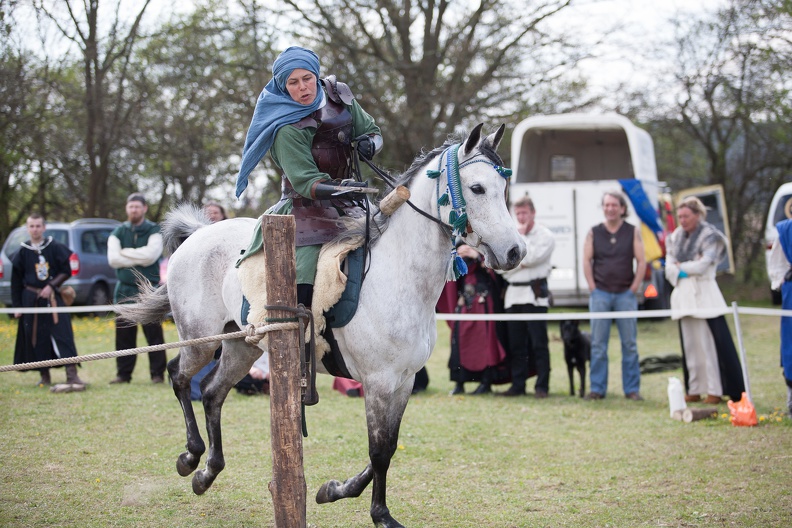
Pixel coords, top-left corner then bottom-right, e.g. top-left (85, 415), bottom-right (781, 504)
top-left (88, 283), bottom-right (111, 317)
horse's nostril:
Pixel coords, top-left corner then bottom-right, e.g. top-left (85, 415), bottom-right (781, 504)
top-left (507, 245), bottom-right (521, 267)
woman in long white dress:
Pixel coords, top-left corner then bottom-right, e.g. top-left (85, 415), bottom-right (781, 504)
top-left (665, 197), bottom-right (745, 404)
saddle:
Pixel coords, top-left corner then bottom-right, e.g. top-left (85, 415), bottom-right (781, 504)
top-left (237, 232), bottom-right (365, 360)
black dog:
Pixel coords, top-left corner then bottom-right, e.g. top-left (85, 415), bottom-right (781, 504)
top-left (559, 320), bottom-right (591, 398)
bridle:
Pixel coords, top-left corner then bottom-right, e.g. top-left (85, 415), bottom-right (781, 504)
top-left (356, 142), bottom-right (511, 280)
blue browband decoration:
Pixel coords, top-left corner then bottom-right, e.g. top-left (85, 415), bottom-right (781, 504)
top-left (429, 144), bottom-right (512, 281)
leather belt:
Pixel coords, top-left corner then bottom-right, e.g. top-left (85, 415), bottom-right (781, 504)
top-left (23, 285), bottom-right (60, 331)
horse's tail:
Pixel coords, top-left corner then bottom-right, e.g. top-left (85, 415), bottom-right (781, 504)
top-left (115, 278), bottom-right (172, 326)
top-left (162, 202), bottom-right (210, 255)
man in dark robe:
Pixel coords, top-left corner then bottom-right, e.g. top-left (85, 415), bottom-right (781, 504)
top-left (12, 213), bottom-right (84, 387)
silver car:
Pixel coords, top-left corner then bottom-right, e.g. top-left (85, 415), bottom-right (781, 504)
top-left (0, 218), bottom-right (120, 308)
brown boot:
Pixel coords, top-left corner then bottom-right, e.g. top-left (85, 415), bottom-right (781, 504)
top-left (36, 369), bottom-right (51, 387)
top-left (65, 364), bottom-right (86, 386)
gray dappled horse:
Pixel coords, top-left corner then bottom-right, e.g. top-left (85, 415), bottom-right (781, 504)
top-left (119, 124), bottom-right (525, 527)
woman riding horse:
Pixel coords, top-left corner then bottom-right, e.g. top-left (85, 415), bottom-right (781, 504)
top-left (119, 48), bottom-right (526, 526)
top-left (235, 46), bottom-right (383, 310)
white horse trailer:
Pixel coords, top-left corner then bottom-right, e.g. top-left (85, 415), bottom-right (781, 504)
top-left (509, 113), bottom-right (668, 307)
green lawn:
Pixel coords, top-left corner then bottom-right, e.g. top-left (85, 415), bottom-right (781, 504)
top-left (0, 310), bottom-right (790, 527)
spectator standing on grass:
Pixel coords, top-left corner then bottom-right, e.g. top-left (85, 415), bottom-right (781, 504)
top-left (583, 191), bottom-right (645, 401)
top-left (11, 213), bottom-right (85, 388)
top-left (437, 243), bottom-right (510, 396)
top-left (496, 196), bottom-right (555, 398)
top-left (108, 193), bottom-right (166, 385)
top-left (665, 196), bottom-right (744, 404)
top-left (768, 218), bottom-right (792, 415)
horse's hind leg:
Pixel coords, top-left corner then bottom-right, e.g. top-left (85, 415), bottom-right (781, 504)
top-left (169, 346), bottom-right (215, 477)
top-left (191, 338), bottom-right (261, 495)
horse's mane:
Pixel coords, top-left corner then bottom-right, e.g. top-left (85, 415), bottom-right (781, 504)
top-left (339, 129), bottom-right (504, 246)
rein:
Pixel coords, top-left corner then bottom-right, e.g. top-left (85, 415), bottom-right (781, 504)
top-left (357, 155), bottom-right (453, 237)
top-left (357, 143), bottom-right (511, 281)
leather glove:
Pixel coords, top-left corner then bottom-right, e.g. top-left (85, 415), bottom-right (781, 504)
top-left (354, 135), bottom-right (375, 160)
top-left (340, 178), bottom-right (369, 189)
top-left (313, 179), bottom-right (371, 199)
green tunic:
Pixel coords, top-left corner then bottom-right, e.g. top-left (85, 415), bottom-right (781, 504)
top-left (112, 220), bottom-right (162, 303)
top-left (240, 91), bottom-right (380, 285)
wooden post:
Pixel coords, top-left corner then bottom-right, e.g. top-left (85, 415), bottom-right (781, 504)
top-left (262, 215), bottom-right (306, 528)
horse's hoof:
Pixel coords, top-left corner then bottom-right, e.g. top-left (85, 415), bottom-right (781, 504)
top-left (373, 512), bottom-right (405, 528)
top-left (176, 452), bottom-right (199, 477)
top-left (315, 480), bottom-right (342, 504)
top-left (192, 469), bottom-right (215, 495)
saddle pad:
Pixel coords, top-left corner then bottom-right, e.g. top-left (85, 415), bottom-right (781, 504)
top-left (324, 246), bottom-right (365, 328)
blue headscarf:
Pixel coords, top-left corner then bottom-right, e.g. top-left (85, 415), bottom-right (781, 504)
top-left (235, 46), bottom-right (324, 198)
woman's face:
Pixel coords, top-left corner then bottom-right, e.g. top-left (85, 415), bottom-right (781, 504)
top-left (205, 205), bottom-right (225, 223)
top-left (286, 68), bottom-right (317, 105)
top-left (677, 206), bottom-right (700, 233)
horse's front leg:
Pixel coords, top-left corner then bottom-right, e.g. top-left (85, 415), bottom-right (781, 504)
top-left (315, 463), bottom-right (374, 504)
top-left (366, 377), bottom-right (413, 528)
top-left (191, 340), bottom-right (261, 495)
top-left (315, 376), bottom-right (413, 528)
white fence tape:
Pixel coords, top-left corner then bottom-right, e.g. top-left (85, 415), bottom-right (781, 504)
top-left (1, 305), bottom-right (791, 319)
top-left (435, 307), bottom-right (792, 321)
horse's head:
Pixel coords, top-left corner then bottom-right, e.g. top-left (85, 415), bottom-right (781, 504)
top-left (450, 123), bottom-right (526, 270)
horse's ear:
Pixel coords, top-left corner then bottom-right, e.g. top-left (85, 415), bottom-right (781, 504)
top-left (486, 124), bottom-right (506, 152)
top-left (463, 123), bottom-right (485, 156)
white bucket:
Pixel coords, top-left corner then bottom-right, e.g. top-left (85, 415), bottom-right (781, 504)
top-left (667, 376), bottom-right (687, 418)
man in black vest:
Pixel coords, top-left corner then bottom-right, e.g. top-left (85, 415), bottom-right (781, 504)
top-left (582, 191), bottom-right (646, 401)
top-left (107, 193), bottom-right (166, 384)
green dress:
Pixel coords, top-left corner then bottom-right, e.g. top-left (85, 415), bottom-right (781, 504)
top-left (239, 91), bottom-right (380, 285)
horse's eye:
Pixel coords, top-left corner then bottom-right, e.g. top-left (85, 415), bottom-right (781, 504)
top-left (470, 184), bottom-right (485, 195)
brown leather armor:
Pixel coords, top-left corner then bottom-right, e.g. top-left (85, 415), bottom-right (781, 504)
top-left (279, 77), bottom-right (366, 247)
top-left (290, 78), bottom-right (354, 180)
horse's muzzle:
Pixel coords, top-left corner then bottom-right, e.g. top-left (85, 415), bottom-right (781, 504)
top-left (505, 244), bottom-right (524, 270)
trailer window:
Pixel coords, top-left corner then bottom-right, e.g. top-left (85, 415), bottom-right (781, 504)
top-left (550, 155), bottom-right (576, 181)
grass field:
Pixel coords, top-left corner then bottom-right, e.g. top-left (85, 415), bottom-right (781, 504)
top-left (0, 308), bottom-right (790, 527)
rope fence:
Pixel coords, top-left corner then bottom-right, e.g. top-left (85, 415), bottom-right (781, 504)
top-left (1, 303), bottom-right (788, 379)
top-left (0, 320), bottom-right (298, 373)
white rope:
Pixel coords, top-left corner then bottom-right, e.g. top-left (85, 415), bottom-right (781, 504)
top-left (436, 307), bottom-right (792, 321)
top-left (0, 321), bottom-right (299, 373)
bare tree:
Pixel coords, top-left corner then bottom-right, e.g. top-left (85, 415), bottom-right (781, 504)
top-left (126, 0), bottom-right (282, 217)
top-left (0, 2), bottom-right (60, 238)
top-left (671, 0), bottom-right (792, 280)
top-left (32, 0), bottom-right (153, 217)
top-left (277, 0), bottom-right (577, 167)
